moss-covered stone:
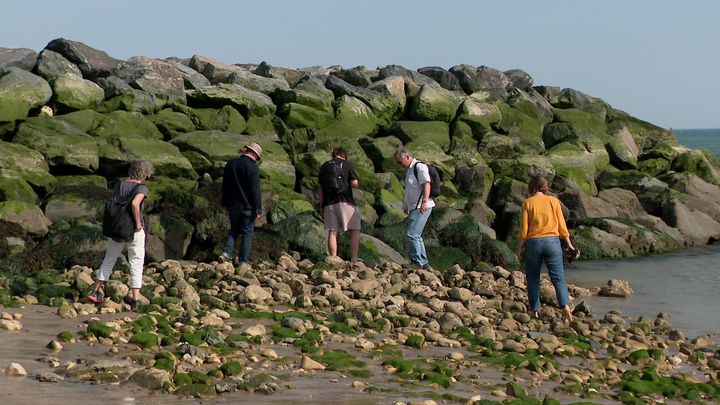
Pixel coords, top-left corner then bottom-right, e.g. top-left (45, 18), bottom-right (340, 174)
top-left (279, 102), bottom-right (333, 129)
top-left (87, 320), bottom-right (114, 339)
top-left (129, 332), bottom-right (159, 349)
top-left (187, 83), bottom-right (276, 117)
top-left (0, 67), bottom-right (52, 122)
top-left (494, 101), bottom-right (544, 153)
top-left (151, 108), bottom-right (196, 139)
top-left (91, 110), bottom-right (164, 140)
top-left (671, 150), bottom-right (719, 184)
top-left (219, 360), bottom-right (243, 376)
top-left (409, 86), bottom-right (460, 122)
top-left (51, 73), bottom-right (104, 111)
top-left (14, 117), bottom-right (100, 172)
top-left (456, 99), bottom-right (502, 139)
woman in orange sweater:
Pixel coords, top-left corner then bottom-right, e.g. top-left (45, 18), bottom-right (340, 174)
top-left (516, 175), bottom-right (576, 321)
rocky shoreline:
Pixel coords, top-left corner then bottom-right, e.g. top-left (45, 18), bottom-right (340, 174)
top-left (1, 255), bottom-right (718, 404)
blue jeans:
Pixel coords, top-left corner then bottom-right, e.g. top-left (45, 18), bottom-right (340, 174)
top-left (406, 207), bottom-right (432, 266)
top-left (523, 236), bottom-right (570, 311)
top-left (223, 207), bottom-right (256, 263)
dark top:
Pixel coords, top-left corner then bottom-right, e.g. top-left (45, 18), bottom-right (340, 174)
top-left (222, 154), bottom-right (262, 212)
top-left (117, 180), bottom-right (149, 228)
top-left (319, 158), bottom-right (358, 207)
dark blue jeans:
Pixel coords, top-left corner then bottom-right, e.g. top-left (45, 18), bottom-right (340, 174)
top-left (523, 236), bottom-right (570, 311)
top-left (223, 207), bottom-right (255, 264)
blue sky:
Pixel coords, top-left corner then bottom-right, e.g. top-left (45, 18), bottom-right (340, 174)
top-left (2, 0), bottom-right (718, 128)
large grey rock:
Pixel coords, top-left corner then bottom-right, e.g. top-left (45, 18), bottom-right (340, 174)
top-left (0, 68), bottom-right (52, 122)
top-left (378, 64), bottom-right (438, 87)
top-left (253, 61), bottom-right (306, 88)
top-left (559, 188), bottom-right (619, 221)
top-left (0, 48), bottom-right (37, 71)
top-left (662, 198), bottom-right (720, 246)
top-left (417, 66), bottom-right (462, 91)
top-left (36, 49), bottom-right (82, 81)
top-left (95, 76), bottom-right (134, 98)
top-left (504, 69), bottom-right (534, 90)
top-left (0, 141), bottom-right (55, 193)
top-left (0, 201), bottom-right (52, 236)
top-left (227, 69), bottom-right (290, 95)
top-left (115, 56), bottom-right (186, 103)
top-left (324, 75), bottom-right (400, 125)
top-left (331, 66), bottom-right (376, 87)
top-left (597, 188), bottom-right (647, 219)
top-left (166, 60), bottom-right (211, 89)
top-left (45, 38), bottom-right (120, 79)
top-left (368, 76), bottom-right (407, 112)
top-left (450, 64), bottom-right (510, 95)
top-left (188, 54), bottom-right (240, 84)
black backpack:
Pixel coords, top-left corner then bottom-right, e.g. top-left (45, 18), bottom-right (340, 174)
top-left (413, 161), bottom-right (442, 198)
top-left (102, 182), bottom-right (141, 242)
top-left (318, 160), bottom-right (348, 195)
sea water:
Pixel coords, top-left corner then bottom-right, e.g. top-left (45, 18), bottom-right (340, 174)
top-left (565, 128), bottom-right (720, 338)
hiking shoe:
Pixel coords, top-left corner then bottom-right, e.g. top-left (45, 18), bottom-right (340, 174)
top-left (130, 299), bottom-right (142, 312)
top-left (401, 261), bottom-right (423, 270)
top-left (87, 290), bottom-right (104, 304)
top-left (218, 254), bottom-right (231, 263)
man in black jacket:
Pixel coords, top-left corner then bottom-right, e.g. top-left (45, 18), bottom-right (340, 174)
top-left (220, 143), bottom-right (263, 269)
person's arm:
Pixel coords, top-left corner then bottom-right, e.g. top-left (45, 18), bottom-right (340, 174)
top-left (419, 182), bottom-right (431, 213)
top-left (516, 202), bottom-right (529, 260)
top-left (131, 193), bottom-right (145, 231)
top-left (554, 199), bottom-right (575, 251)
top-left (254, 166), bottom-right (262, 219)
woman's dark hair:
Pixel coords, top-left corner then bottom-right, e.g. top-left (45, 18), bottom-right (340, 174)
top-left (528, 175), bottom-right (549, 194)
top-left (332, 147), bottom-right (348, 159)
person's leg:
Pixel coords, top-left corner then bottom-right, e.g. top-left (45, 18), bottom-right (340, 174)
top-left (127, 229), bottom-right (146, 303)
top-left (222, 206), bottom-right (242, 259)
top-left (406, 208), bottom-right (431, 266)
top-left (544, 237), bottom-right (573, 320)
top-left (92, 238), bottom-right (124, 292)
top-left (523, 238), bottom-right (543, 313)
top-left (237, 209), bottom-right (256, 264)
top-left (349, 229), bottom-right (360, 262)
top-left (327, 230), bottom-right (338, 256)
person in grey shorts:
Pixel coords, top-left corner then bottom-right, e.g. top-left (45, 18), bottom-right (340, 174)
top-left (318, 147), bottom-right (361, 263)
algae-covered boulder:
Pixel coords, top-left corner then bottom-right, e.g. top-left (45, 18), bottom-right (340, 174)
top-left (368, 76), bottom-right (407, 112)
top-left (494, 101), bottom-right (545, 153)
top-left (0, 201), bottom-right (52, 236)
top-left (51, 73), bottom-right (105, 111)
top-left (388, 121), bottom-right (450, 146)
top-left (110, 137), bottom-right (197, 179)
top-left (278, 102), bottom-right (333, 129)
top-left (115, 56), bottom-right (186, 103)
top-left (0, 67), bottom-right (52, 122)
top-left (145, 214), bottom-right (194, 262)
top-left (417, 66), bottom-right (462, 92)
top-left (187, 83), bottom-right (277, 117)
top-left (178, 105), bottom-right (247, 133)
top-left (490, 155), bottom-right (553, 184)
top-left (358, 233), bottom-right (407, 266)
top-left (605, 137), bottom-right (638, 170)
top-left (275, 78), bottom-right (334, 112)
top-left (450, 64), bottom-right (509, 95)
top-left (324, 75), bottom-right (400, 126)
top-left (0, 170), bottom-right (39, 204)
top-left (453, 160), bottom-right (494, 199)
top-left (572, 225), bottom-right (633, 259)
top-left (456, 99), bottom-right (502, 139)
top-left (268, 199), bottom-right (315, 224)
top-left (151, 108), bottom-right (196, 139)
top-left (315, 95), bottom-right (380, 139)
top-left (171, 130), bottom-right (249, 175)
top-left (14, 117), bottom-right (100, 173)
top-left (671, 149), bottom-right (719, 184)
top-left (91, 111), bottom-right (164, 140)
top-left (408, 85), bottom-right (461, 122)
top-left (547, 143), bottom-right (598, 196)
top-left (97, 89), bottom-right (162, 114)
top-left (43, 183), bottom-right (107, 223)
top-left (269, 211), bottom-right (325, 259)
top-left (0, 141), bottom-right (55, 193)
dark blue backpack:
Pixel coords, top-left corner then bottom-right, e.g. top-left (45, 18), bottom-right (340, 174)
top-left (102, 182), bottom-right (140, 242)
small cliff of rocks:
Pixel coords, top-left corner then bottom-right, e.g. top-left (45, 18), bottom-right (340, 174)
top-left (0, 38), bottom-right (719, 271)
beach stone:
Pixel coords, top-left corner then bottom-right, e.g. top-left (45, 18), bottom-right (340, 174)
top-left (352, 380), bottom-right (367, 390)
top-left (239, 285), bottom-right (272, 304)
top-left (599, 279), bottom-right (633, 297)
top-left (37, 372), bottom-right (64, 383)
top-left (300, 355), bottom-right (325, 371)
top-left (130, 368), bottom-right (171, 390)
top-left (354, 338), bottom-right (376, 350)
top-left (350, 279), bottom-right (381, 298)
top-left (74, 271), bottom-right (95, 291)
top-left (281, 317), bottom-right (306, 332)
top-left (438, 312), bottom-right (464, 331)
top-left (4, 363), bottom-right (27, 376)
top-left (199, 313), bottom-right (224, 327)
top-left (503, 339), bottom-right (526, 353)
top-left (491, 389), bottom-right (507, 398)
top-left (692, 336), bottom-right (714, 348)
top-left (0, 319), bottom-right (22, 331)
top-left (242, 324), bottom-right (266, 337)
top-left (56, 306), bottom-right (77, 319)
top-left (260, 348), bottom-right (278, 359)
top-left (668, 329), bottom-right (685, 341)
top-left (448, 287), bottom-right (473, 302)
top-left (105, 280), bottom-right (129, 298)
top-left (447, 352), bottom-right (464, 361)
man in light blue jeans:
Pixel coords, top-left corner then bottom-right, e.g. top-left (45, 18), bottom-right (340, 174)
top-left (394, 147), bottom-right (435, 270)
